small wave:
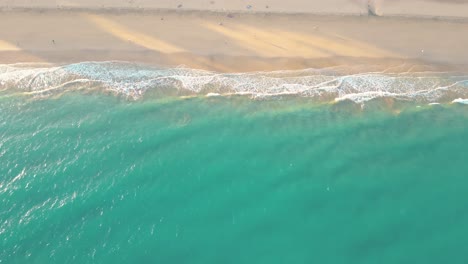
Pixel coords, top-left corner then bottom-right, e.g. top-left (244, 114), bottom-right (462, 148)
top-left (1, 61), bottom-right (467, 103)
top-left (452, 98), bottom-right (468, 105)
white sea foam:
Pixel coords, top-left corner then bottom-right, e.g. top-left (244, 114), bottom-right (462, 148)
top-left (1, 61), bottom-right (467, 104)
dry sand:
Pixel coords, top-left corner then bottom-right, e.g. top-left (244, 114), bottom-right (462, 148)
top-left (1, 0), bottom-right (468, 72)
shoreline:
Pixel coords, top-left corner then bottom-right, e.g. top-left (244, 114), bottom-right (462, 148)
top-left (1, 52), bottom-right (466, 74)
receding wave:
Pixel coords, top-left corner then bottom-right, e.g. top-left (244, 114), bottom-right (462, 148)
top-left (1, 61), bottom-right (467, 104)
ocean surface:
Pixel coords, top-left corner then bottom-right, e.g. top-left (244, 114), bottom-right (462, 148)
top-left (1, 62), bottom-right (468, 263)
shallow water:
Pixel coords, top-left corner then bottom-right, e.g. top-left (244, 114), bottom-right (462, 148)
top-left (1, 63), bottom-right (468, 263)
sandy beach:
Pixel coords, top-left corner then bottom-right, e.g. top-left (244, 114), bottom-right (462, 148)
top-left (1, 0), bottom-right (468, 72)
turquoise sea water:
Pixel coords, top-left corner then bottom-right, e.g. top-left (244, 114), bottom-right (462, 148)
top-left (1, 62), bottom-right (468, 263)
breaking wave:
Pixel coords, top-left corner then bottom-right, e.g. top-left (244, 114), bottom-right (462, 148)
top-left (1, 61), bottom-right (467, 104)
